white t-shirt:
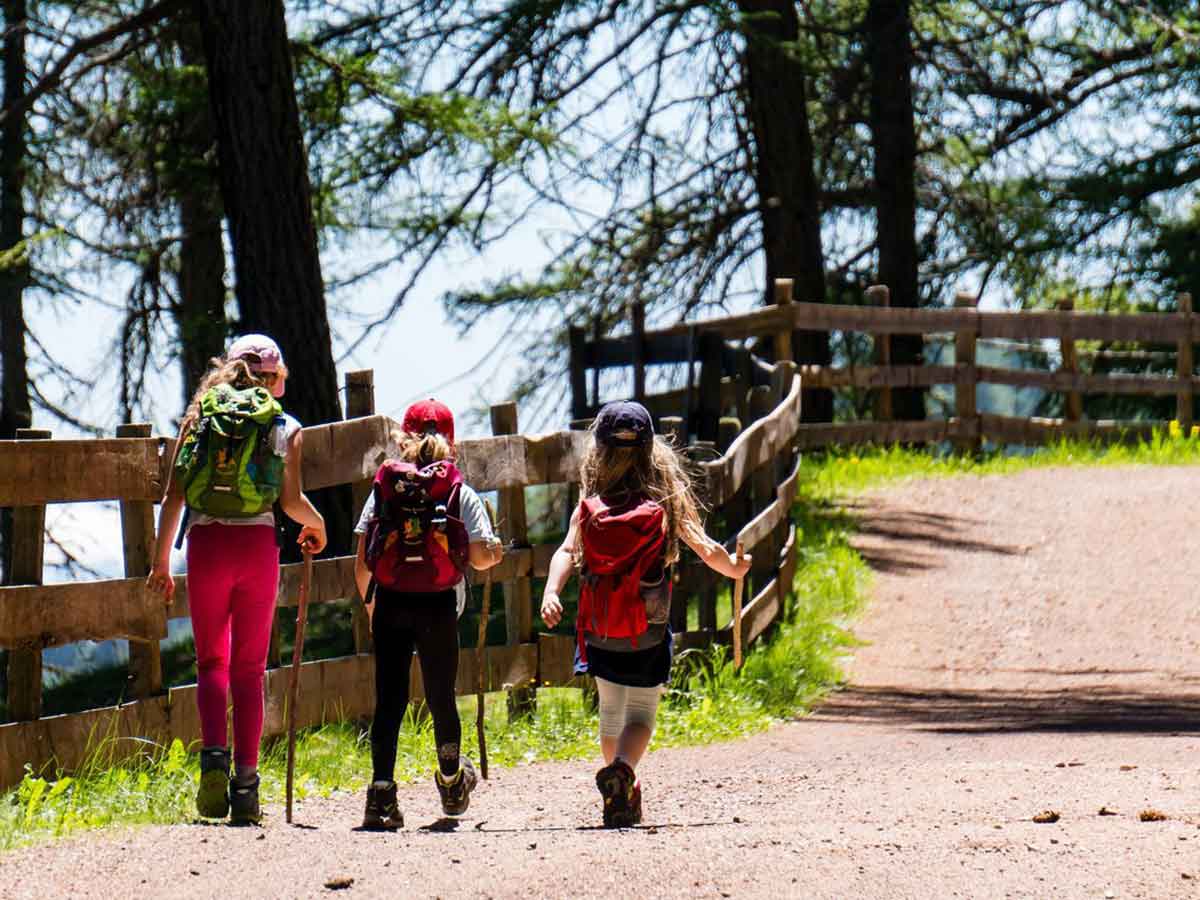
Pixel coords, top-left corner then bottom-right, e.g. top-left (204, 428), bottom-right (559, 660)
top-left (354, 479), bottom-right (497, 617)
top-left (187, 412), bottom-right (302, 532)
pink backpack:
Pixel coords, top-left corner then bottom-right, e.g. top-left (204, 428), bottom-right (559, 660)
top-left (364, 459), bottom-right (469, 592)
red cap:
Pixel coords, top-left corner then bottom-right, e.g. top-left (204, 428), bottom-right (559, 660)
top-left (402, 398), bottom-right (455, 445)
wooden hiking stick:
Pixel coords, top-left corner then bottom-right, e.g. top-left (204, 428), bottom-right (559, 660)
top-left (285, 548), bottom-right (314, 824)
top-left (732, 540), bottom-right (746, 671)
top-left (475, 500), bottom-right (498, 780)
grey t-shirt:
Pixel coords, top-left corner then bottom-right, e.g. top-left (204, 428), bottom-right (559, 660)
top-left (354, 483), bottom-right (496, 543)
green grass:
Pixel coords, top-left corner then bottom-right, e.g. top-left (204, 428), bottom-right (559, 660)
top-left (800, 427), bottom-right (1200, 501)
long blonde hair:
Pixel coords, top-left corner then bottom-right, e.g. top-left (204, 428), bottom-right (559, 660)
top-left (181, 357), bottom-right (284, 435)
top-left (577, 430), bottom-right (706, 566)
top-left (392, 430), bottom-right (454, 466)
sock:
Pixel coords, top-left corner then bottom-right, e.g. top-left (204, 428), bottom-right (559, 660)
top-left (437, 742), bottom-right (460, 778)
top-left (233, 765), bottom-right (257, 786)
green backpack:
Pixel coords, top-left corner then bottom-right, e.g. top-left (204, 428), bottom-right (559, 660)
top-left (175, 384), bottom-right (286, 517)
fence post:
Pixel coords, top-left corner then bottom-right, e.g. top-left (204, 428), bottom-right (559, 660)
top-left (866, 284), bottom-right (893, 422)
top-left (568, 325), bottom-right (589, 420)
top-left (1178, 293), bottom-right (1194, 435)
top-left (773, 278), bottom-right (794, 363)
top-left (630, 301), bottom-right (646, 402)
top-left (490, 401), bottom-right (536, 718)
top-left (6, 428), bottom-right (50, 721)
top-left (345, 369), bottom-right (376, 655)
top-left (747, 385), bottom-right (776, 598)
top-left (1057, 298), bottom-right (1083, 423)
top-left (117, 423), bottom-right (164, 699)
top-left (953, 292), bottom-right (980, 455)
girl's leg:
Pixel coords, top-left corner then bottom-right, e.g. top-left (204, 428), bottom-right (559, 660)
top-left (412, 600), bottom-right (462, 777)
top-left (370, 600), bottom-right (416, 783)
top-left (595, 677), bottom-right (628, 765)
top-left (596, 678), bottom-right (661, 768)
top-left (227, 527), bottom-right (280, 776)
top-left (186, 526), bottom-right (236, 752)
top-left (614, 685), bottom-right (662, 768)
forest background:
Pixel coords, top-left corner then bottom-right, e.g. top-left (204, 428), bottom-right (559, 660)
top-left (0, 1), bottom-right (1198, 684)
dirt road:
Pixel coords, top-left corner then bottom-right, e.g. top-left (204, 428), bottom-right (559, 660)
top-left (4, 466), bottom-right (1200, 899)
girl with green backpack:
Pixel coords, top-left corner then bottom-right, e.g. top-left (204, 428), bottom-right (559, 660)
top-left (147, 334), bottom-right (327, 824)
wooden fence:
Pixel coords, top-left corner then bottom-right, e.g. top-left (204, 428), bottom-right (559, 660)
top-left (570, 280), bottom-right (1196, 454)
top-left (0, 365), bottom-right (801, 789)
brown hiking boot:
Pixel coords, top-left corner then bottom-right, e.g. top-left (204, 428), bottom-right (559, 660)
top-left (596, 759), bottom-right (638, 828)
top-left (362, 781), bottom-right (404, 830)
top-left (435, 758), bottom-right (478, 816)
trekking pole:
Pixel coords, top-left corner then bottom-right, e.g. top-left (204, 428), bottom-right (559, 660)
top-left (732, 540), bottom-right (746, 671)
top-left (476, 500), bottom-right (498, 780)
top-left (285, 547), bottom-right (314, 825)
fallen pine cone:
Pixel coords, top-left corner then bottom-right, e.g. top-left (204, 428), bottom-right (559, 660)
top-left (1139, 809), bottom-right (1167, 822)
top-left (324, 877), bottom-right (354, 890)
top-left (1098, 807), bottom-right (1119, 816)
top-left (1033, 810), bottom-right (1060, 824)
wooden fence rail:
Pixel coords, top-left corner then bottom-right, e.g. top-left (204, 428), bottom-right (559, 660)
top-left (569, 282), bottom-right (1195, 451)
top-left (0, 363), bottom-right (802, 789)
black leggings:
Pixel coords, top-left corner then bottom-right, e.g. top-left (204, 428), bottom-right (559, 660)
top-left (370, 589), bottom-right (462, 781)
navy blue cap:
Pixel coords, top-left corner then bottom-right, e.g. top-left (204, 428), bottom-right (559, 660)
top-left (595, 400), bottom-right (654, 448)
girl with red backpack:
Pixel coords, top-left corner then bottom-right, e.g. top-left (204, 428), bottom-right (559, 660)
top-left (540, 400), bottom-right (751, 828)
top-left (147, 334), bottom-right (328, 824)
top-left (354, 399), bottom-right (503, 830)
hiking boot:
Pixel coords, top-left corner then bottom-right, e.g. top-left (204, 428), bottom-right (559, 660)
top-left (196, 748), bottom-right (230, 819)
top-left (362, 781), bottom-right (404, 830)
top-left (596, 759), bottom-right (638, 828)
top-left (229, 775), bottom-right (262, 825)
top-left (435, 757), bottom-right (478, 816)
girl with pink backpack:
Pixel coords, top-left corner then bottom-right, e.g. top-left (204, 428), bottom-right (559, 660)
top-left (540, 400), bottom-right (751, 827)
top-left (354, 399), bottom-right (503, 829)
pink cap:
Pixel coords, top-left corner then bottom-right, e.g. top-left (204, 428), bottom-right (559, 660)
top-left (227, 334), bottom-right (283, 373)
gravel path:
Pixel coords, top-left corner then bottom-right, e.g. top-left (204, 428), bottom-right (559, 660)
top-left (4, 465), bottom-right (1200, 899)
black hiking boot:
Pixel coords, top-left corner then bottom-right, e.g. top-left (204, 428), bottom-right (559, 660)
top-left (196, 748), bottom-right (231, 819)
top-left (229, 775), bottom-right (262, 825)
top-left (435, 757), bottom-right (477, 816)
top-left (362, 781), bottom-right (404, 830)
top-left (596, 759), bottom-right (638, 828)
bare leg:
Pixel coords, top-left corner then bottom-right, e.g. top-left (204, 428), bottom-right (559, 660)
top-left (614, 723), bottom-right (653, 768)
top-left (600, 736), bottom-right (618, 764)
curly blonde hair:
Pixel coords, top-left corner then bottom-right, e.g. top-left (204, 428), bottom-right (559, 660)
top-left (181, 356), bottom-right (287, 435)
top-left (577, 430), bottom-right (706, 566)
top-left (391, 430), bottom-right (454, 466)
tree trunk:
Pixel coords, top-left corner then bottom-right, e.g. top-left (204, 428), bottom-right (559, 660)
top-left (867, 0), bottom-right (924, 421)
top-left (173, 23), bottom-right (227, 405)
top-left (191, 0), bottom-right (350, 553)
top-left (739, 0), bottom-right (832, 423)
top-left (1, 0), bottom-right (33, 581)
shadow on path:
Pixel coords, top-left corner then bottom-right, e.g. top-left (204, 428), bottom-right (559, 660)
top-left (815, 684), bottom-right (1200, 735)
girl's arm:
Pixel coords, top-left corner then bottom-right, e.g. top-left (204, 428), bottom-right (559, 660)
top-left (468, 539), bottom-right (503, 571)
top-left (278, 428), bottom-right (327, 553)
top-left (539, 506), bottom-right (581, 628)
top-left (146, 429), bottom-right (187, 604)
top-left (680, 517), bottom-right (752, 580)
top-left (354, 532), bottom-right (371, 605)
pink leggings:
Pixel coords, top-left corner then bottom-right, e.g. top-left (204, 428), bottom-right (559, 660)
top-left (186, 523), bottom-right (280, 769)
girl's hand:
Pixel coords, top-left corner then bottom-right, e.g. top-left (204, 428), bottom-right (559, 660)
top-left (730, 551), bottom-right (752, 579)
top-left (298, 523), bottom-right (326, 554)
top-left (540, 592), bottom-right (564, 628)
top-left (146, 563), bottom-right (175, 605)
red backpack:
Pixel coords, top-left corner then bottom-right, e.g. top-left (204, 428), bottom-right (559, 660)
top-left (364, 459), bottom-right (469, 592)
top-left (577, 495), bottom-right (669, 657)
